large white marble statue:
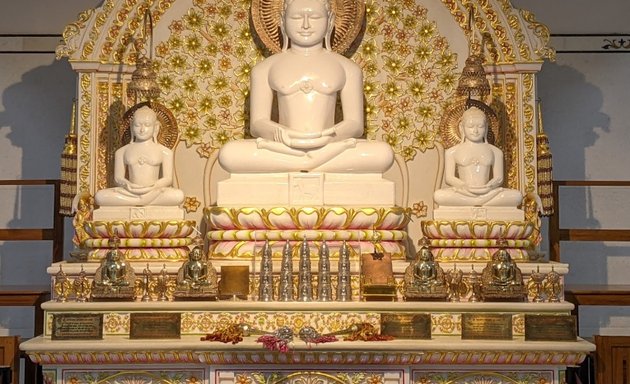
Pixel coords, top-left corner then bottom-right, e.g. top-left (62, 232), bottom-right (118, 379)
top-left (95, 106), bottom-right (184, 207)
top-left (433, 106), bottom-right (522, 208)
top-left (218, 0), bottom-right (393, 174)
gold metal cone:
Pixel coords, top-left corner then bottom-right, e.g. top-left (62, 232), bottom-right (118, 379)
top-left (456, 54), bottom-right (490, 98)
top-left (127, 55), bottom-right (161, 103)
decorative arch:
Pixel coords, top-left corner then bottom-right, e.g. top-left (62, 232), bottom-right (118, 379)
top-left (56, 0), bottom-right (554, 250)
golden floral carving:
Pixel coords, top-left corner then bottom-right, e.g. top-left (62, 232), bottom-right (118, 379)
top-left (413, 370), bottom-right (553, 384)
top-left (522, 73), bottom-right (537, 195)
top-left (411, 201), bottom-right (428, 218)
top-left (79, 74), bottom-right (92, 194)
top-left (520, 8), bottom-right (555, 61)
top-left (504, 81), bottom-right (519, 190)
top-left (183, 196), bottom-right (201, 213)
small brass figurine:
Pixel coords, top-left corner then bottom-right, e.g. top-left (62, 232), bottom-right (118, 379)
top-left (91, 237), bottom-right (136, 301)
top-left (54, 264), bottom-right (72, 302)
top-left (480, 241), bottom-right (527, 302)
top-left (141, 263), bottom-right (153, 302)
top-left (404, 238), bottom-right (447, 301)
top-left (156, 264), bottom-right (169, 301)
top-left (73, 265), bottom-right (91, 302)
top-left (544, 266), bottom-right (562, 303)
top-left (446, 265), bottom-right (464, 302)
top-left (468, 264), bottom-right (482, 302)
top-left (529, 266), bottom-right (546, 303)
top-left (173, 244), bottom-right (218, 301)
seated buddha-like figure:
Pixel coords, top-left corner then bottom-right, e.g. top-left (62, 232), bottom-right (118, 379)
top-left (91, 241), bottom-right (136, 300)
top-left (94, 106), bottom-right (184, 207)
top-left (404, 239), bottom-right (447, 301)
top-left (218, 0), bottom-right (393, 174)
top-left (433, 106), bottom-right (522, 208)
top-left (99, 248), bottom-right (130, 287)
top-left (174, 245), bottom-right (218, 299)
top-left (480, 242), bottom-right (526, 301)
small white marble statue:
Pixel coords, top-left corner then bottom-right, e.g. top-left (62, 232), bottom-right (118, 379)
top-left (218, 0), bottom-right (393, 173)
top-left (433, 106), bottom-right (522, 207)
top-left (95, 106), bottom-right (184, 207)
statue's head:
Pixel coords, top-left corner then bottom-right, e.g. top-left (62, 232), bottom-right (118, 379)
top-left (459, 106), bottom-right (488, 143)
top-left (280, 0), bottom-right (334, 52)
top-left (107, 249), bottom-right (120, 262)
top-left (131, 106), bottom-right (160, 143)
top-left (189, 245), bottom-right (203, 261)
top-left (418, 246), bottom-right (433, 262)
top-left (498, 249), bottom-right (511, 263)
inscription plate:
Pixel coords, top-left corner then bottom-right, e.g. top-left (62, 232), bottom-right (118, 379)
top-left (130, 313), bottom-right (181, 339)
top-left (381, 313), bottom-right (431, 339)
top-left (461, 313), bottom-right (512, 340)
top-left (525, 315), bottom-right (577, 341)
top-left (52, 313), bottom-right (103, 340)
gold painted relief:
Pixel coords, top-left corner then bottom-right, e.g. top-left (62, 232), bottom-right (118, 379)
top-left (230, 370), bottom-right (390, 384)
top-left (79, 74), bottom-right (92, 193)
top-left (81, 0), bottom-right (115, 60)
top-left (478, 0), bottom-right (516, 63)
top-left (62, 369), bottom-right (203, 384)
top-left (412, 370), bottom-right (553, 384)
top-left (359, 0), bottom-right (457, 160)
top-left (522, 73), bottom-right (537, 194)
top-left (497, 0), bottom-right (529, 62)
top-left (504, 81), bottom-right (519, 190)
top-left (152, 0), bottom-right (456, 162)
top-left (56, 8), bottom-right (94, 60)
top-left (107, 0), bottom-right (143, 64)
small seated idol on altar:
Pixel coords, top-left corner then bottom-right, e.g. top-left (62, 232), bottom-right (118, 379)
top-left (91, 237), bottom-right (136, 301)
top-left (404, 238), bottom-right (448, 301)
top-left (433, 106), bottom-right (523, 220)
top-left (480, 240), bottom-right (526, 302)
top-left (173, 244), bottom-right (218, 300)
top-left (93, 106), bottom-right (184, 219)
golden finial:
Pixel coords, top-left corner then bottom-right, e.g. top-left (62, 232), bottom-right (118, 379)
top-left (127, 9), bottom-right (161, 104)
top-left (456, 5), bottom-right (490, 100)
top-left (536, 98), bottom-right (554, 216)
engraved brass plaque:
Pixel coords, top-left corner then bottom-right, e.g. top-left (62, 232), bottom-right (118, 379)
top-left (461, 313), bottom-right (513, 340)
top-left (129, 313), bottom-right (181, 339)
top-left (381, 313), bottom-right (431, 339)
top-left (524, 315), bottom-right (577, 341)
top-left (52, 313), bottom-right (103, 340)
top-left (218, 265), bottom-right (250, 299)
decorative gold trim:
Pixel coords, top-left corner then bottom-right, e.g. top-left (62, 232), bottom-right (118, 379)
top-left (518, 7), bottom-right (555, 61)
top-left (522, 73), bottom-right (537, 195)
top-left (79, 74), bottom-right (92, 194)
top-left (81, 0), bottom-right (115, 61)
top-left (504, 81), bottom-right (519, 190)
top-left (27, 348), bottom-right (588, 366)
top-left (62, 370), bottom-right (204, 384)
top-left (56, 8), bottom-right (94, 59)
top-left (413, 370), bottom-right (553, 384)
top-left (96, 81), bottom-right (111, 191)
top-left (84, 219), bottom-right (196, 238)
top-left (206, 206), bottom-right (410, 231)
top-left (422, 220), bottom-right (535, 239)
